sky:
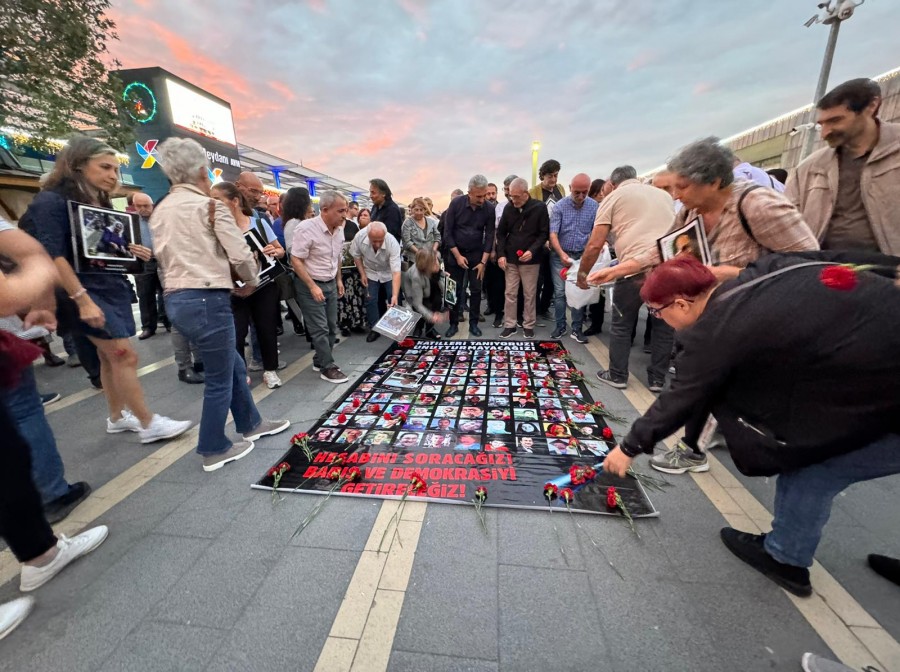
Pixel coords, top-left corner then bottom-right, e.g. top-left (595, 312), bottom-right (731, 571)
top-left (108, 0), bottom-right (899, 208)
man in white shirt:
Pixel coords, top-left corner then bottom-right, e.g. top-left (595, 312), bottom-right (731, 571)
top-left (350, 221), bottom-right (402, 342)
top-left (733, 157), bottom-right (785, 192)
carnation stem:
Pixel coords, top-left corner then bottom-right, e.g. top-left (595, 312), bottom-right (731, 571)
top-left (292, 479), bottom-right (345, 538)
top-left (564, 504), bottom-right (624, 580)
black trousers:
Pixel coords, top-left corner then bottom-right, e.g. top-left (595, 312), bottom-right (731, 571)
top-left (135, 264), bottom-right (169, 331)
top-left (447, 253), bottom-right (483, 327)
top-left (537, 254), bottom-right (554, 314)
top-left (484, 260), bottom-right (505, 315)
top-left (232, 282), bottom-right (281, 371)
top-left (0, 399), bottom-right (56, 562)
top-left (588, 297), bottom-right (605, 332)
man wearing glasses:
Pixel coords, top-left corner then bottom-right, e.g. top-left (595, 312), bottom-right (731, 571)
top-left (290, 191), bottom-right (350, 384)
top-left (575, 165), bottom-right (676, 393)
top-left (548, 173), bottom-right (599, 343)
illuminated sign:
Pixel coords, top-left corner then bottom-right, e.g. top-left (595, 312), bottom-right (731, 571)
top-left (165, 78), bottom-right (237, 146)
top-left (135, 139), bottom-right (159, 168)
top-left (123, 82), bottom-right (158, 124)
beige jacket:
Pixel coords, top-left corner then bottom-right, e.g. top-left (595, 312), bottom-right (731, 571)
top-left (785, 121), bottom-right (900, 254)
top-left (150, 184), bottom-right (259, 291)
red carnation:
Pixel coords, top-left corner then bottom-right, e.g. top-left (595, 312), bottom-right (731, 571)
top-left (351, 398), bottom-right (361, 408)
top-left (337, 413), bottom-right (347, 423)
top-left (820, 265), bottom-right (858, 291)
top-left (328, 467), bottom-right (342, 480)
top-left (370, 404), bottom-right (381, 414)
top-left (346, 467), bottom-right (362, 481)
top-left (432, 348), bottom-right (440, 355)
top-left (544, 482), bottom-right (559, 500)
top-left (516, 249), bottom-right (524, 257)
top-left (560, 267), bottom-right (568, 279)
top-left (399, 338), bottom-right (415, 348)
top-left (399, 412), bottom-right (408, 422)
top-left (569, 464), bottom-right (586, 485)
top-left (409, 472), bottom-right (428, 494)
top-left (560, 487), bottom-right (574, 504)
top-left (584, 466), bottom-right (597, 480)
top-left (383, 412), bottom-right (393, 421)
top-left (475, 485), bottom-right (488, 500)
top-left (606, 486), bottom-right (618, 508)
top-left (602, 426), bottom-right (614, 440)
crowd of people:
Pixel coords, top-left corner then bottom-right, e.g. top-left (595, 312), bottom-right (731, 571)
top-left (0, 75), bottom-right (898, 667)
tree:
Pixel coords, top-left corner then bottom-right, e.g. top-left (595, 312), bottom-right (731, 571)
top-left (0, 0), bottom-right (132, 153)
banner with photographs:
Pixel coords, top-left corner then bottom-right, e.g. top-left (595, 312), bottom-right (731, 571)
top-left (254, 339), bottom-right (658, 517)
top-left (68, 202), bottom-right (143, 274)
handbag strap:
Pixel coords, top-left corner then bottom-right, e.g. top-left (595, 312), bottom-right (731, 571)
top-left (715, 260), bottom-right (834, 302)
top-left (736, 184), bottom-right (764, 243)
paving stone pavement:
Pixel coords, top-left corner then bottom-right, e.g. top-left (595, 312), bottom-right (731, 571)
top-left (0, 308), bottom-right (897, 672)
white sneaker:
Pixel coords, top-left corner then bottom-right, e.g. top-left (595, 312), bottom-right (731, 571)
top-left (0, 597), bottom-right (34, 640)
top-left (263, 371), bottom-right (282, 389)
top-left (138, 414), bottom-right (192, 444)
top-left (248, 359), bottom-right (264, 372)
top-left (20, 526), bottom-right (109, 592)
top-left (106, 410), bottom-right (142, 434)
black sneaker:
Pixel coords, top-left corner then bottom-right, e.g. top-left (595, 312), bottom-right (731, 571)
top-left (523, 328), bottom-right (535, 339)
top-left (469, 324), bottom-right (483, 337)
top-left (596, 369), bottom-right (627, 389)
top-left (720, 528), bottom-right (812, 597)
top-left (500, 327), bottom-right (517, 338)
top-left (551, 327), bottom-right (567, 339)
top-left (648, 379), bottom-right (665, 393)
top-left (868, 554), bottom-right (900, 587)
top-left (321, 366), bottom-right (349, 384)
top-left (492, 319), bottom-right (503, 328)
top-left (445, 325), bottom-right (459, 338)
top-left (570, 331), bottom-right (588, 344)
top-left (41, 392), bottom-right (61, 406)
top-left (44, 482), bottom-right (92, 524)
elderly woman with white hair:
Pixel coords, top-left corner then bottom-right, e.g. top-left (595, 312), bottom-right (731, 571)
top-left (151, 138), bottom-right (289, 472)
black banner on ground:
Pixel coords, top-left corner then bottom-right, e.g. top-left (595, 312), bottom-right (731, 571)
top-left (254, 339), bottom-right (658, 517)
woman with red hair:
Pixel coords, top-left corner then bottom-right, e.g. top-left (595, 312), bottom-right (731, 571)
top-left (602, 251), bottom-right (900, 598)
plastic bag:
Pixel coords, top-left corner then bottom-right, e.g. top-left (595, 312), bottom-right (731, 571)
top-left (564, 246), bottom-right (613, 309)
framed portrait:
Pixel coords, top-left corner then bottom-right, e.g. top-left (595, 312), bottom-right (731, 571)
top-left (372, 305), bottom-right (421, 341)
top-left (658, 218), bottom-right (712, 265)
top-left (442, 272), bottom-right (457, 306)
top-left (235, 228), bottom-right (285, 292)
top-left (340, 241), bottom-right (355, 269)
top-left (68, 202), bottom-right (143, 274)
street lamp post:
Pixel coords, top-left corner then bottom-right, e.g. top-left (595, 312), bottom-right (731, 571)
top-left (531, 141), bottom-right (541, 187)
top-left (800, 0), bottom-right (865, 160)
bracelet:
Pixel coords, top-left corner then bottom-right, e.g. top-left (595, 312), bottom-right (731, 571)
top-left (69, 288), bottom-right (87, 300)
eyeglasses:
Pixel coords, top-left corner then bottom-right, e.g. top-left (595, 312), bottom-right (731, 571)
top-left (647, 298), bottom-right (693, 318)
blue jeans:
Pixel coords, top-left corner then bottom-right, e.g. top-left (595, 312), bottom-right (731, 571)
top-left (165, 290), bottom-right (261, 456)
top-left (365, 279), bottom-right (392, 328)
top-left (765, 433), bottom-right (900, 567)
top-left (550, 252), bottom-right (584, 332)
top-left (0, 366), bottom-right (69, 503)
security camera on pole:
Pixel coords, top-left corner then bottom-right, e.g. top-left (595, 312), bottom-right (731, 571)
top-left (800, 0), bottom-right (865, 160)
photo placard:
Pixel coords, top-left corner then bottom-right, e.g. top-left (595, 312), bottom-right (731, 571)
top-left (658, 217), bottom-right (712, 265)
top-left (68, 202), bottom-right (143, 274)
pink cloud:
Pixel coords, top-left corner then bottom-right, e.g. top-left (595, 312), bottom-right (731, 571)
top-left (627, 49), bottom-right (658, 72)
top-left (397, 0), bottom-right (428, 24)
top-left (268, 80), bottom-right (296, 101)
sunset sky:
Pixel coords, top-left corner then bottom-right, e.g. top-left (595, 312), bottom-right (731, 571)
top-left (109, 0), bottom-right (899, 207)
